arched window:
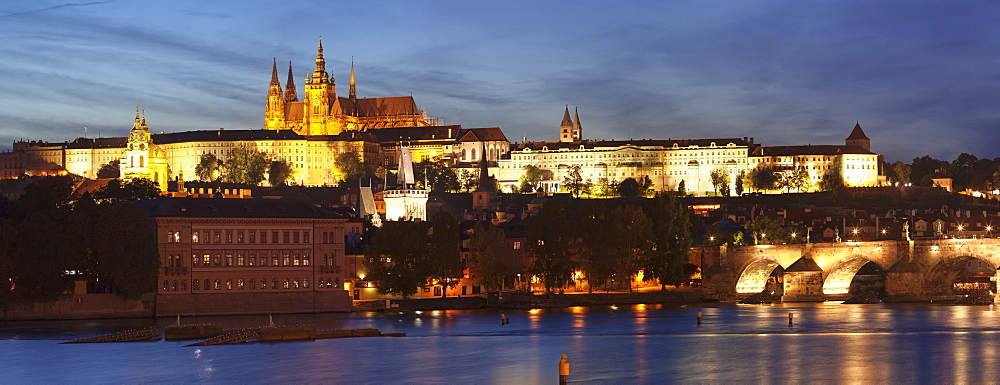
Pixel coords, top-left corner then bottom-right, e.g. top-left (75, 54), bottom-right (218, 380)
top-left (472, 148), bottom-right (477, 160)
top-left (462, 149), bottom-right (466, 160)
top-left (139, 156), bottom-right (144, 167)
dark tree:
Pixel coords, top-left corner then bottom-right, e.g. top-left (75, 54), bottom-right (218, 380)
top-left (268, 159), bottom-right (295, 187)
top-left (428, 211), bottom-right (462, 297)
top-left (334, 152), bottom-right (370, 185)
top-left (364, 221), bottom-right (430, 299)
top-left (563, 165), bottom-right (586, 197)
top-left (195, 153), bottom-right (224, 182)
top-left (93, 178), bottom-right (161, 203)
top-left (467, 221), bottom-right (507, 291)
top-left (92, 203), bottom-right (159, 299)
top-left (526, 200), bottom-right (577, 295)
top-left (96, 159), bottom-right (120, 179)
top-left (617, 177), bottom-right (641, 198)
top-left (643, 193), bottom-right (693, 289)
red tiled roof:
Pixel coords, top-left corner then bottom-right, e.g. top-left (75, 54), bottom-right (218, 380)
top-left (847, 122), bottom-right (869, 140)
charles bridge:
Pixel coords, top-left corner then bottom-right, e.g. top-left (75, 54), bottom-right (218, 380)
top-left (701, 238), bottom-right (1000, 301)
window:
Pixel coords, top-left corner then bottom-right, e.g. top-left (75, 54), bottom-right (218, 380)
top-left (303, 232), bottom-right (309, 243)
top-left (181, 280), bottom-right (187, 291)
top-left (260, 231), bottom-right (267, 243)
top-left (294, 254), bottom-right (300, 266)
top-left (226, 254), bottom-right (233, 267)
top-left (237, 279), bottom-right (244, 290)
top-left (171, 281), bottom-right (177, 291)
top-left (238, 254), bottom-right (245, 266)
top-left (214, 280), bottom-right (221, 290)
top-left (248, 254), bottom-right (256, 266)
top-left (293, 279), bottom-right (300, 289)
top-left (192, 254), bottom-right (199, 267)
top-left (303, 278), bottom-right (309, 288)
top-left (322, 232), bottom-right (328, 244)
top-left (238, 232), bottom-right (244, 243)
top-left (272, 231), bottom-right (278, 243)
top-left (249, 279), bottom-right (255, 290)
top-left (283, 254), bottom-right (290, 266)
top-left (261, 279), bottom-right (267, 290)
top-left (272, 279), bottom-right (278, 289)
top-left (226, 231), bottom-right (233, 243)
top-left (204, 279), bottom-right (210, 290)
top-left (163, 280), bottom-right (169, 291)
top-left (272, 254), bottom-right (279, 266)
top-left (284, 232), bottom-right (290, 243)
top-left (283, 279), bottom-right (290, 289)
top-left (303, 254), bottom-right (310, 266)
top-left (513, 241), bottom-right (521, 250)
top-left (214, 232), bottom-right (221, 243)
top-left (249, 232), bottom-right (256, 243)
top-left (193, 279), bottom-right (200, 290)
top-left (226, 279), bottom-right (233, 290)
top-left (203, 254), bottom-right (211, 266)
top-left (192, 232), bottom-right (199, 243)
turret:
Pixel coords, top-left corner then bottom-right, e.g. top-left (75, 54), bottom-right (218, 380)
top-left (846, 121), bottom-right (870, 152)
top-left (349, 58), bottom-right (357, 101)
top-left (304, 37), bottom-right (334, 135)
top-left (572, 107), bottom-right (583, 141)
top-left (559, 106), bottom-right (573, 142)
top-left (284, 61), bottom-right (298, 102)
top-left (264, 58), bottom-right (285, 129)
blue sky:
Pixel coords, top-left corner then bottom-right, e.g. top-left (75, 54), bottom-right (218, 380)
top-left (1, 1), bottom-right (999, 162)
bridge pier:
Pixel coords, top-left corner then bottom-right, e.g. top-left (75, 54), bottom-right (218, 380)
top-left (782, 257), bottom-right (824, 302)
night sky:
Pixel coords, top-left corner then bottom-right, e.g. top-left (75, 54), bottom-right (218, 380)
top-left (2, 1), bottom-right (999, 162)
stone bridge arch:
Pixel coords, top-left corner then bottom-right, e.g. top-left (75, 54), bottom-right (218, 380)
top-left (924, 256), bottom-right (997, 300)
top-left (735, 259), bottom-right (784, 295)
top-left (821, 256), bottom-right (889, 299)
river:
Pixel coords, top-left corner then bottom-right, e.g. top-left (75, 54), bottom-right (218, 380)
top-left (3, 302), bottom-right (999, 383)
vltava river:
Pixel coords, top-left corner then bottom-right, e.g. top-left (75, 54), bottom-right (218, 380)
top-left (3, 302), bottom-right (1000, 383)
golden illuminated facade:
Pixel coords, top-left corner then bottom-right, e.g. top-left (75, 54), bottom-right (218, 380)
top-left (750, 122), bottom-right (879, 188)
top-left (264, 39), bottom-right (433, 135)
top-left (120, 107), bottom-right (169, 190)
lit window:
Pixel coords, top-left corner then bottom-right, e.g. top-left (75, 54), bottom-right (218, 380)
top-left (214, 280), bottom-right (220, 290)
top-left (237, 279), bottom-right (244, 290)
top-left (226, 232), bottom-right (233, 243)
top-left (192, 232), bottom-right (199, 243)
top-left (303, 232), bottom-right (310, 243)
top-left (226, 279), bottom-right (232, 290)
top-left (303, 278), bottom-right (309, 288)
top-left (248, 254), bottom-right (256, 266)
top-left (237, 232), bottom-right (244, 243)
top-left (193, 280), bottom-right (200, 290)
top-left (262, 279), bottom-right (267, 290)
top-left (293, 255), bottom-right (300, 266)
top-left (238, 254), bottom-right (245, 266)
top-left (283, 254), bottom-right (290, 266)
top-left (513, 241), bottom-right (521, 250)
top-left (226, 255), bottom-right (233, 266)
top-left (303, 254), bottom-right (310, 266)
top-left (283, 279), bottom-right (290, 289)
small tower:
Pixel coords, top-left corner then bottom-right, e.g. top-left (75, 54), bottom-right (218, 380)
top-left (572, 107), bottom-right (583, 141)
top-left (264, 58), bottom-right (285, 130)
top-left (349, 58), bottom-right (357, 101)
top-left (304, 38), bottom-right (334, 135)
top-left (284, 61), bottom-right (298, 102)
top-left (559, 106), bottom-right (574, 142)
top-left (846, 121), bottom-right (870, 152)
top-left (120, 106), bottom-right (168, 191)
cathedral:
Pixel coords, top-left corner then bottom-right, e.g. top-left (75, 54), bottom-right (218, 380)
top-left (264, 39), bottom-right (433, 135)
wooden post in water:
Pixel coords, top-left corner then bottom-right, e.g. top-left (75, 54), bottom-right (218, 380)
top-left (788, 312), bottom-right (794, 326)
top-left (559, 354), bottom-right (570, 384)
top-left (697, 312), bottom-right (702, 325)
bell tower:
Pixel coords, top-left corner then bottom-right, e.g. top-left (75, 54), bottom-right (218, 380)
top-left (304, 38), bottom-right (333, 135)
top-left (559, 106), bottom-right (574, 142)
top-left (264, 58), bottom-right (285, 130)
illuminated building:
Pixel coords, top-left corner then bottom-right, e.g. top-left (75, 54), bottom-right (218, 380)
top-left (264, 39), bottom-right (435, 135)
top-left (136, 197), bottom-right (352, 315)
top-left (749, 122), bottom-right (879, 188)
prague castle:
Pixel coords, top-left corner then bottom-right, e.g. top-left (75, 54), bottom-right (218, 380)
top-left (264, 39), bottom-right (434, 135)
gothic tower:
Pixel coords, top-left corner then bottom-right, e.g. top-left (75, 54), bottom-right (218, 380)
top-left (349, 58), bottom-right (357, 101)
top-left (559, 106), bottom-right (574, 142)
top-left (284, 61), bottom-right (298, 102)
top-left (572, 107), bottom-right (583, 141)
top-left (846, 121), bottom-right (870, 152)
top-left (304, 38), bottom-right (334, 135)
top-left (264, 58), bottom-right (285, 130)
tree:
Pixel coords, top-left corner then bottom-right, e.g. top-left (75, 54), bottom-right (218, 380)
top-left (605, 205), bottom-right (652, 292)
top-left (643, 192), bottom-right (692, 290)
top-left (334, 152), bottom-right (369, 185)
top-left (819, 157), bottom-right (845, 191)
top-left (596, 178), bottom-right (618, 197)
top-left (519, 165), bottom-right (544, 193)
top-left (617, 177), bottom-right (641, 198)
top-left (563, 165), bottom-right (585, 198)
top-left (268, 159), bottom-right (295, 187)
top-left (467, 221), bottom-right (507, 291)
top-left (93, 178), bottom-right (161, 203)
top-left (676, 180), bottom-right (687, 196)
top-left (96, 159), bottom-right (120, 179)
top-left (735, 171), bottom-right (745, 195)
top-left (195, 153), bottom-right (224, 182)
top-left (891, 161), bottom-right (912, 185)
top-left (526, 201), bottom-right (577, 294)
top-left (415, 159), bottom-right (459, 192)
top-left (7, 212), bottom-right (71, 299)
top-left (364, 221), bottom-right (430, 299)
top-left (223, 142), bottom-right (269, 185)
top-left (710, 168), bottom-right (729, 196)
top-left (459, 169), bottom-right (478, 192)
top-left (92, 203), bottom-right (159, 299)
top-left (745, 215), bottom-right (787, 245)
top-left (746, 166), bottom-right (778, 192)
top-left (639, 175), bottom-right (654, 197)
top-left (781, 166), bottom-right (811, 192)
top-left (910, 155), bottom-right (944, 187)
top-left (428, 211), bottom-right (462, 297)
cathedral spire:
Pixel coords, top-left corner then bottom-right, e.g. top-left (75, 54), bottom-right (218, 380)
top-left (140, 108), bottom-right (147, 128)
top-left (284, 61), bottom-right (298, 102)
top-left (561, 105), bottom-right (573, 126)
top-left (270, 58), bottom-right (279, 86)
top-left (133, 105), bottom-right (142, 130)
top-left (560, 105), bottom-right (573, 142)
top-left (349, 57), bottom-right (356, 100)
top-left (311, 37), bottom-right (329, 84)
top-left (573, 107), bottom-right (582, 140)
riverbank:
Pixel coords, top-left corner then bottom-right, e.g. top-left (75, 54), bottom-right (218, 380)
top-left (368, 289), bottom-right (707, 312)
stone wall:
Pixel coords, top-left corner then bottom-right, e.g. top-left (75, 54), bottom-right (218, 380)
top-left (157, 291), bottom-right (352, 316)
top-left (1, 294), bottom-right (154, 321)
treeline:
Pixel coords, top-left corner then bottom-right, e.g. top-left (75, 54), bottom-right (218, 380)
top-left (0, 177), bottom-right (161, 302)
top-left (364, 193), bottom-right (694, 297)
top-left (886, 153), bottom-right (1000, 192)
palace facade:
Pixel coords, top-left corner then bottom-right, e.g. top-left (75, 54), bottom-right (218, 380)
top-left (496, 108), bottom-right (881, 195)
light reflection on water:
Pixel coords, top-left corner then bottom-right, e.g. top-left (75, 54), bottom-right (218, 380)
top-left (3, 303), bottom-right (1000, 382)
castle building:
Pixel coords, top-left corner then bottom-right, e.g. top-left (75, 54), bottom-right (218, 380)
top-left (264, 39), bottom-right (435, 135)
top-left (120, 107), bottom-right (169, 189)
top-left (496, 109), bottom-right (881, 195)
top-left (749, 122), bottom-right (879, 188)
